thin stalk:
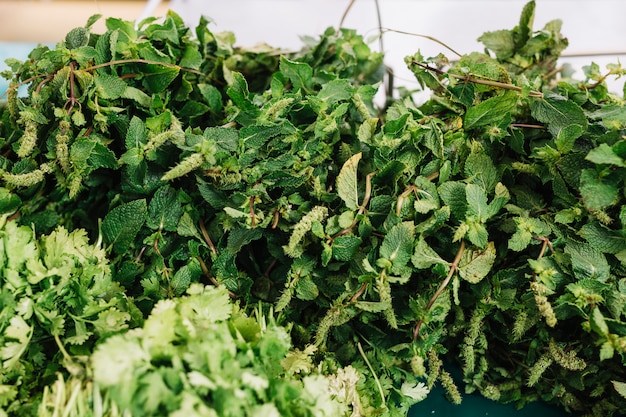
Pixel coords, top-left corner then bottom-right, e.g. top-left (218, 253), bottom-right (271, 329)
top-left (380, 28), bottom-right (462, 58)
top-left (357, 341), bottom-right (386, 408)
top-left (413, 62), bottom-right (544, 98)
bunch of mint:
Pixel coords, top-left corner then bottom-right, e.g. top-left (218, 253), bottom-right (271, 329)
top-left (1, 2), bottom-right (626, 416)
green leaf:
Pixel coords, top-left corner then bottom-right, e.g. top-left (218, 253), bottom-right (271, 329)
top-left (600, 341), bottom-right (614, 361)
top-left (0, 187), bottom-right (22, 214)
top-left (142, 64), bottom-right (180, 94)
top-left (508, 217), bottom-right (550, 252)
top-left (478, 30), bottom-right (516, 60)
top-left (227, 228), bottom-right (263, 254)
top-left (465, 183), bottom-right (489, 222)
top-left (565, 241), bottom-right (611, 282)
top-left (466, 220), bottom-right (489, 249)
top-left (439, 182), bottom-right (467, 221)
top-left (125, 116), bottom-right (148, 150)
top-left (465, 147), bottom-right (499, 193)
top-left (279, 56), bottom-right (313, 93)
top-left (171, 261), bottom-right (200, 296)
top-left (180, 44), bottom-right (202, 70)
top-left (612, 381), bottom-right (626, 399)
top-left (145, 15), bottom-right (179, 43)
top-left (586, 143), bottom-right (626, 167)
top-left (555, 124), bottom-right (584, 154)
top-left (70, 137), bottom-right (118, 170)
top-left (412, 237), bottom-right (448, 269)
top-left (379, 221), bottom-right (415, 273)
top-left (318, 79), bottom-right (354, 104)
top-left (464, 90), bottom-right (517, 130)
top-left (101, 199), bottom-right (147, 253)
top-left (579, 169), bottom-right (619, 211)
top-left (590, 307), bottom-right (610, 335)
top-left (95, 74), bottom-right (127, 100)
top-left (336, 152), bottom-right (361, 210)
top-left (530, 93), bottom-right (587, 143)
top-left (295, 276), bottom-right (319, 301)
top-left (331, 235), bottom-right (362, 261)
top-left (579, 222), bottom-right (626, 254)
top-left (458, 242), bottom-right (496, 283)
top-left (147, 185), bottom-right (183, 232)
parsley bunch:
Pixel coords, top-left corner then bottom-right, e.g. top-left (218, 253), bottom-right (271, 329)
top-left (1, 2), bottom-right (626, 416)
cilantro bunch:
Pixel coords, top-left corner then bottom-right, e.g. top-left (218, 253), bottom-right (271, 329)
top-left (0, 216), bottom-right (138, 414)
top-left (1, 1), bottom-right (626, 416)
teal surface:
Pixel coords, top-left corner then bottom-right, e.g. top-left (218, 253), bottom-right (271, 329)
top-left (408, 388), bottom-right (572, 417)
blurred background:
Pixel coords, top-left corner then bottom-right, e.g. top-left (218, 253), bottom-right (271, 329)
top-left (1, 0), bottom-right (625, 99)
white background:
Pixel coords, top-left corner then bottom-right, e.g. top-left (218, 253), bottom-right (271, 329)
top-left (169, 0), bottom-right (626, 96)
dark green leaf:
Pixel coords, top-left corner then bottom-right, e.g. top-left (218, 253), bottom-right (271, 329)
top-left (464, 90), bottom-right (517, 129)
top-left (101, 199), bottom-right (147, 253)
top-left (227, 228), bottom-right (263, 254)
top-left (331, 234), bottom-right (362, 262)
top-left (439, 182), bottom-right (467, 221)
top-left (565, 241), bottom-right (611, 282)
top-left (530, 93), bottom-right (587, 142)
top-left (147, 185), bottom-right (183, 231)
top-left (142, 64), bottom-right (180, 94)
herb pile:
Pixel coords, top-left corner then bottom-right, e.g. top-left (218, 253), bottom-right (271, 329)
top-left (1, 2), bottom-right (626, 416)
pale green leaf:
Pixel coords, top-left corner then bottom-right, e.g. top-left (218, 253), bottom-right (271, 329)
top-left (612, 381), bottom-right (626, 399)
top-left (466, 221), bottom-right (489, 249)
top-left (600, 341), bottom-right (614, 361)
top-left (590, 307), bottom-right (609, 336)
top-left (412, 237), bottom-right (448, 269)
top-left (465, 183), bottom-right (489, 221)
top-left (586, 143), bottom-right (626, 167)
top-left (336, 152), bottom-right (362, 210)
top-left (379, 221), bottom-right (415, 273)
top-left (459, 241), bottom-right (496, 283)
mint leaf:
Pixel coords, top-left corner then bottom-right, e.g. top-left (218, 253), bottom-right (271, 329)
top-left (464, 90), bottom-right (517, 129)
top-left (142, 64), bottom-right (180, 93)
top-left (530, 93), bottom-right (587, 144)
top-left (439, 182), bottom-right (467, 221)
top-left (279, 56), bottom-right (313, 93)
top-left (147, 185), bottom-right (183, 232)
top-left (586, 143), bottom-right (626, 167)
top-left (102, 199), bottom-right (148, 253)
top-left (331, 234), bottom-right (362, 261)
top-left (465, 183), bottom-right (489, 222)
top-left (464, 147), bottom-right (499, 193)
top-left (412, 237), bottom-right (447, 269)
top-left (459, 242), bottom-right (496, 283)
top-left (379, 221), bottom-right (415, 274)
top-left (336, 152), bottom-right (361, 210)
top-left (565, 241), bottom-right (611, 282)
top-left (579, 169), bottom-right (619, 211)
